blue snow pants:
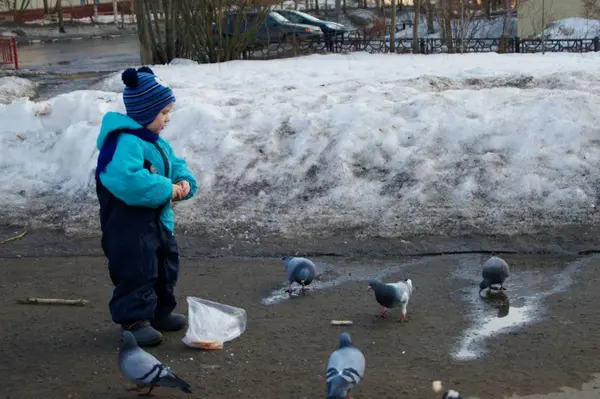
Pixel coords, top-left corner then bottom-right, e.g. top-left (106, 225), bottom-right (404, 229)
top-left (96, 160), bottom-right (179, 326)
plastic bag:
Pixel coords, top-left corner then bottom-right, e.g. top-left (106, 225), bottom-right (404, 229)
top-left (182, 296), bottom-right (247, 349)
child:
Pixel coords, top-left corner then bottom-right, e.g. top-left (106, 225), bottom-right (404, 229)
top-left (94, 66), bottom-right (197, 347)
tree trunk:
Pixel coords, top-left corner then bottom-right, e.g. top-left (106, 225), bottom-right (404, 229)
top-left (390, 0), bottom-right (396, 52)
top-left (483, 0), bottom-right (491, 19)
top-left (43, 0), bottom-right (49, 13)
top-left (335, 0), bottom-right (341, 18)
top-left (55, 0), bottom-right (65, 33)
top-left (135, 0), bottom-right (153, 65)
top-left (426, 0), bottom-right (434, 34)
top-left (412, 0), bottom-right (420, 53)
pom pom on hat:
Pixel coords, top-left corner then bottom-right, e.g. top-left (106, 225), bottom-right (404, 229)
top-left (121, 68), bottom-right (139, 88)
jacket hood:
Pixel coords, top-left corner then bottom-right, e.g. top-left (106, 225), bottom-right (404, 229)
top-left (96, 112), bottom-right (143, 150)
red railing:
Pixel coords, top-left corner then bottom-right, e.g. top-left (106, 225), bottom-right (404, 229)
top-left (0, 38), bottom-right (18, 70)
top-left (0, 1), bottom-right (134, 24)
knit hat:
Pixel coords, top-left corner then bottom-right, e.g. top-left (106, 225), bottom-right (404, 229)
top-left (121, 66), bottom-right (176, 127)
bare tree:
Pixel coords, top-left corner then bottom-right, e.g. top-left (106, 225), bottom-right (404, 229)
top-left (582, 0), bottom-right (600, 18)
top-left (412, 0), bottom-right (420, 52)
top-left (136, 0), bottom-right (278, 65)
top-left (426, 0), bottom-right (435, 34)
top-left (0, 0), bottom-right (32, 11)
top-left (54, 0), bottom-right (65, 33)
top-left (436, 0), bottom-right (452, 49)
top-left (482, 0), bottom-right (490, 19)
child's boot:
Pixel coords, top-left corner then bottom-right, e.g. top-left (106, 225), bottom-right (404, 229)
top-left (152, 312), bottom-right (187, 332)
top-left (121, 320), bottom-right (163, 347)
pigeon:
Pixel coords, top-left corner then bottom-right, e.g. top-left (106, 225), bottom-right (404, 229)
top-left (118, 331), bottom-right (192, 396)
top-left (282, 256), bottom-right (317, 296)
top-left (432, 381), bottom-right (463, 399)
top-left (325, 332), bottom-right (365, 399)
top-left (479, 256), bottom-right (510, 294)
top-left (367, 278), bottom-right (413, 321)
top-left (442, 390), bottom-right (463, 399)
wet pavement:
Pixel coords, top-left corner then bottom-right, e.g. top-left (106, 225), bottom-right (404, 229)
top-left (16, 35), bottom-right (140, 74)
top-left (4, 35), bottom-right (141, 101)
top-left (1, 250), bottom-right (600, 399)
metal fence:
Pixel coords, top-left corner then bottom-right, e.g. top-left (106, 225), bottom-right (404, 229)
top-left (235, 32), bottom-right (600, 60)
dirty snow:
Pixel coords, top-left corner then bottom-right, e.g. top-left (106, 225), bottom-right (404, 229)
top-left (2, 52), bottom-right (600, 239)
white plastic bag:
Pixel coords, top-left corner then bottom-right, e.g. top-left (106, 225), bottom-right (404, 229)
top-left (182, 296), bottom-right (247, 349)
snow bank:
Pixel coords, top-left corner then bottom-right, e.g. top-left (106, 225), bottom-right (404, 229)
top-left (0, 77), bottom-right (37, 105)
top-left (388, 15), bottom-right (517, 42)
top-left (544, 18), bottom-right (600, 39)
top-left (3, 52), bottom-right (600, 239)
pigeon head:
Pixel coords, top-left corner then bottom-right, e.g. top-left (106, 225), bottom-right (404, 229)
top-left (367, 279), bottom-right (383, 290)
top-left (479, 278), bottom-right (491, 292)
top-left (120, 330), bottom-right (138, 350)
top-left (338, 332), bottom-right (352, 348)
top-left (367, 280), bottom-right (394, 296)
top-left (405, 278), bottom-right (413, 290)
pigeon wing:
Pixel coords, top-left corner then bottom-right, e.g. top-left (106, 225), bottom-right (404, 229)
top-left (389, 281), bottom-right (410, 303)
top-left (120, 348), bottom-right (163, 385)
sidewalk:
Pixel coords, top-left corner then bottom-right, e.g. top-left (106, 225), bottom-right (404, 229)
top-left (0, 21), bottom-right (137, 45)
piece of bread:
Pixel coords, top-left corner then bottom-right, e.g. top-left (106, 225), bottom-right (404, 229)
top-left (189, 340), bottom-right (224, 350)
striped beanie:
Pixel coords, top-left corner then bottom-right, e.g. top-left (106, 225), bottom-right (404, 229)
top-left (121, 66), bottom-right (176, 127)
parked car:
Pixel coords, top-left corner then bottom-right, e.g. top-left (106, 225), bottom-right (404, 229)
top-left (212, 11), bottom-right (323, 44)
top-left (274, 10), bottom-right (347, 37)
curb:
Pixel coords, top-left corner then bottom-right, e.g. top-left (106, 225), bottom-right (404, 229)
top-left (16, 32), bottom-right (135, 45)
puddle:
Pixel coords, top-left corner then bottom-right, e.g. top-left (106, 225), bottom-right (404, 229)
top-left (260, 257), bottom-right (429, 306)
top-left (450, 254), bottom-right (600, 361)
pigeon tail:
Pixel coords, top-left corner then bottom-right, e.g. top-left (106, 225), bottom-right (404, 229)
top-left (156, 372), bottom-right (192, 394)
top-left (296, 267), bottom-right (312, 283)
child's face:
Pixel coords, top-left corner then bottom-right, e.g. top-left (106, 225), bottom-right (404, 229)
top-left (147, 103), bottom-right (173, 134)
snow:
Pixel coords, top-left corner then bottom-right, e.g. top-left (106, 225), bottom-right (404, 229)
top-left (543, 18), bottom-right (600, 39)
top-left (3, 52), bottom-right (600, 239)
top-left (0, 77), bottom-right (37, 105)
top-left (387, 14), bottom-right (517, 43)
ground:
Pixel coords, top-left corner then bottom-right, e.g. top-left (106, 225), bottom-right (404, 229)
top-left (2, 233), bottom-right (600, 399)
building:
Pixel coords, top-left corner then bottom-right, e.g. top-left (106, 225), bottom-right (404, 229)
top-left (0, 0), bottom-right (114, 12)
top-left (517, 0), bottom-right (586, 38)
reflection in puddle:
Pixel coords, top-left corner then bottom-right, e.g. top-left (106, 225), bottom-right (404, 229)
top-left (260, 257), bottom-right (429, 306)
top-left (451, 254), bottom-right (600, 361)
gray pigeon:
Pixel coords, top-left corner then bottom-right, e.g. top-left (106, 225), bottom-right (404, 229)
top-left (325, 332), bottom-right (366, 399)
top-left (367, 278), bottom-right (413, 321)
top-left (479, 256), bottom-right (510, 294)
top-left (282, 256), bottom-right (317, 296)
top-left (442, 390), bottom-right (463, 399)
top-left (119, 331), bottom-right (192, 396)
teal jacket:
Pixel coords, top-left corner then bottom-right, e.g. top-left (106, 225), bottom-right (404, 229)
top-left (96, 112), bottom-right (197, 234)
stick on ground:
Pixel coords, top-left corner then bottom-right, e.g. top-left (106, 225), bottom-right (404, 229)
top-left (331, 320), bottom-right (353, 326)
top-left (17, 297), bottom-right (88, 306)
top-left (0, 230), bottom-right (27, 245)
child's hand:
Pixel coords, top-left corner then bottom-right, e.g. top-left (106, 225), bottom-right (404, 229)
top-left (177, 180), bottom-right (191, 198)
top-left (172, 184), bottom-right (184, 201)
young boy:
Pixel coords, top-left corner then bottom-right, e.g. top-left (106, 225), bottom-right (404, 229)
top-left (94, 66), bottom-right (197, 347)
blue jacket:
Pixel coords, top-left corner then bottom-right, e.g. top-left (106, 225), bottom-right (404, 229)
top-left (96, 112), bottom-right (198, 233)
